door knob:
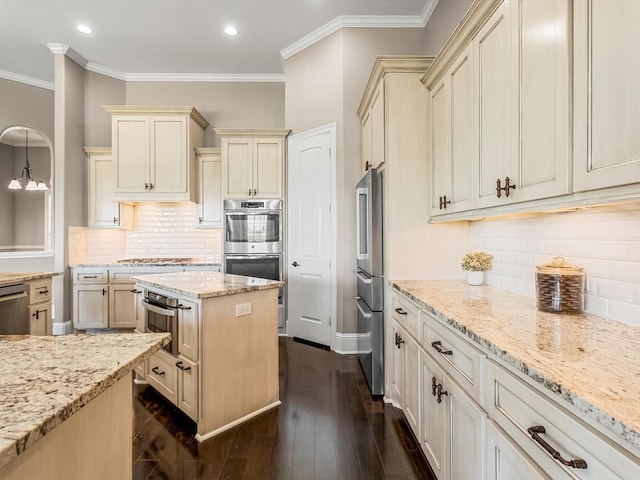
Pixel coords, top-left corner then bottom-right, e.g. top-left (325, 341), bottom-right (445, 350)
top-left (292, 261), bottom-right (300, 267)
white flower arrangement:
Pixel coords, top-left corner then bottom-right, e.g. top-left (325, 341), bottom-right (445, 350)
top-left (461, 251), bottom-right (493, 272)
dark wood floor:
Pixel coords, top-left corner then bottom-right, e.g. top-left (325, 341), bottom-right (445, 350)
top-left (132, 336), bottom-right (437, 480)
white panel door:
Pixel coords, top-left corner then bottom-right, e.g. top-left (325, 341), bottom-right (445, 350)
top-left (287, 130), bottom-right (332, 346)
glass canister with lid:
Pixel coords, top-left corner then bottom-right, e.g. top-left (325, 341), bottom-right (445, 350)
top-left (535, 257), bottom-right (585, 314)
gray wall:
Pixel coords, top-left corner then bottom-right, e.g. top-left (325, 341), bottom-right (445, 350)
top-left (0, 78), bottom-right (54, 272)
top-left (423, 0), bottom-right (476, 55)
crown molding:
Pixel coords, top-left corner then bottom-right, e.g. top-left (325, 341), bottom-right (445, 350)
top-left (46, 43), bottom-right (88, 68)
top-left (85, 62), bottom-right (126, 81)
top-left (280, 3), bottom-right (439, 61)
top-left (0, 69), bottom-right (54, 91)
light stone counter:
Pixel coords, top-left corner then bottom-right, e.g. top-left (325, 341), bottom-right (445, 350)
top-left (0, 332), bottom-right (170, 469)
top-left (131, 270), bottom-right (283, 299)
top-left (0, 271), bottom-right (61, 287)
top-left (392, 279), bottom-right (640, 451)
top-left (68, 260), bottom-right (221, 267)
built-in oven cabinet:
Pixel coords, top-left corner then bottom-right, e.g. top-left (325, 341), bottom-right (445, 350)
top-left (215, 128), bottom-right (290, 199)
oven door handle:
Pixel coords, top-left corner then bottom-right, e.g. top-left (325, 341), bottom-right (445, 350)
top-left (142, 300), bottom-right (177, 317)
top-left (225, 255), bottom-right (281, 260)
top-left (225, 210), bottom-right (281, 216)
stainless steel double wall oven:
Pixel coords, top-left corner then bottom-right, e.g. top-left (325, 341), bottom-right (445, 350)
top-left (223, 199), bottom-right (285, 326)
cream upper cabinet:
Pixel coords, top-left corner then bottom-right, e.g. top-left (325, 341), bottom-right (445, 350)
top-left (427, 44), bottom-right (474, 216)
top-left (215, 128), bottom-right (290, 199)
top-left (358, 72), bottom-right (386, 173)
top-left (84, 147), bottom-right (134, 229)
top-left (473, 0), bottom-right (571, 209)
top-left (195, 147), bottom-right (222, 227)
top-left (104, 106), bottom-right (208, 202)
top-left (573, 0), bottom-right (640, 192)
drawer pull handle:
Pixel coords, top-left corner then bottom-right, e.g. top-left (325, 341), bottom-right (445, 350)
top-left (527, 426), bottom-right (587, 469)
top-left (395, 332), bottom-right (405, 348)
top-left (394, 307), bottom-right (407, 315)
top-left (432, 376), bottom-right (438, 397)
top-left (38, 289), bottom-right (49, 295)
top-left (83, 275), bottom-right (98, 279)
top-left (178, 304), bottom-right (192, 310)
top-left (130, 289), bottom-right (142, 294)
top-left (176, 361), bottom-right (192, 372)
top-left (151, 366), bottom-right (165, 376)
top-left (431, 340), bottom-right (453, 356)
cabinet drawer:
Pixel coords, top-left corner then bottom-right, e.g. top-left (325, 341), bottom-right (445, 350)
top-left (487, 361), bottom-right (640, 479)
top-left (28, 279), bottom-right (52, 304)
top-left (391, 291), bottom-right (420, 339)
top-left (422, 312), bottom-right (485, 405)
top-left (73, 269), bottom-right (108, 283)
top-left (147, 349), bottom-right (178, 405)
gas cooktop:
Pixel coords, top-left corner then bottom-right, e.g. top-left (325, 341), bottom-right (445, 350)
top-left (117, 257), bottom-right (195, 264)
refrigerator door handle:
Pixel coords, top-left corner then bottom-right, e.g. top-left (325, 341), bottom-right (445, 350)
top-left (354, 269), bottom-right (372, 284)
top-left (354, 296), bottom-right (373, 318)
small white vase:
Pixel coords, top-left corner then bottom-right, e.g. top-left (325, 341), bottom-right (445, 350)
top-left (467, 271), bottom-right (485, 286)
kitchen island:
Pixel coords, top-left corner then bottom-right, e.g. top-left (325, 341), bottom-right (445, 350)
top-left (0, 332), bottom-right (169, 480)
top-left (131, 270), bottom-right (283, 441)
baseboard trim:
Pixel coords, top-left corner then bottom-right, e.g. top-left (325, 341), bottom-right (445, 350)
top-left (52, 321), bottom-right (72, 335)
top-left (195, 400), bottom-right (281, 442)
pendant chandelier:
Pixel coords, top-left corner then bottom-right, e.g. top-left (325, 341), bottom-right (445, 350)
top-left (7, 130), bottom-right (48, 191)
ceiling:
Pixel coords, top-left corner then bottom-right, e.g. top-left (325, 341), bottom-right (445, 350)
top-left (0, 0), bottom-right (434, 89)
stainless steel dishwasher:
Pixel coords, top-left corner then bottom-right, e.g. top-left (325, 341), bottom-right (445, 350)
top-left (0, 283), bottom-right (29, 335)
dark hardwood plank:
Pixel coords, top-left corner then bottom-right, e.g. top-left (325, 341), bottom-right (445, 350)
top-left (132, 337), bottom-right (436, 480)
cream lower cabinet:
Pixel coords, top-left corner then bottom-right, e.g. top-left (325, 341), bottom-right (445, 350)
top-left (392, 321), bottom-right (420, 439)
top-left (27, 278), bottom-right (53, 336)
top-left (195, 147), bottom-right (222, 227)
top-left (215, 128), bottom-right (290, 199)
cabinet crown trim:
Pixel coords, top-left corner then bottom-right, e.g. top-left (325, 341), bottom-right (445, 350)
top-left (82, 146), bottom-right (112, 155)
top-left (195, 147), bottom-right (221, 155)
top-left (213, 128), bottom-right (291, 138)
top-left (101, 105), bottom-right (209, 129)
top-left (357, 55), bottom-right (434, 118)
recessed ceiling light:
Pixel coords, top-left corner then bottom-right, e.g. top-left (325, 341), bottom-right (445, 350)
top-left (77, 24), bottom-right (93, 34)
top-left (224, 25), bottom-right (238, 36)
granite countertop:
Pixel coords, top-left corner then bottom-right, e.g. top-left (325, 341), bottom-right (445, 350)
top-left (132, 271), bottom-right (283, 299)
top-left (392, 279), bottom-right (640, 451)
top-left (0, 271), bottom-right (61, 287)
top-left (0, 332), bottom-right (169, 469)
top-left (68, 259), bottom-right (221, 267)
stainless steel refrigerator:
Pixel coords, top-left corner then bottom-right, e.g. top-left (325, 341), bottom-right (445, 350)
top-left (354, 168), bottom-right (384, 396)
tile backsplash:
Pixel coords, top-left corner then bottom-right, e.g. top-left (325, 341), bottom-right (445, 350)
top-left (69, 203), bottom-right (222, 265)
top-left (473, 202), bottom-right (640, 326)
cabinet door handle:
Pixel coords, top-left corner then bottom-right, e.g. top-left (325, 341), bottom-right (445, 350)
top-left (527, 426), bottom-right (588, 469)
top-left (199, 217), bottom-right (203, 224)
top-left (249, 188), bottom-right (252, 196)
top-left (32, 309), bottom-right (41, 320)
top-left (438, 195), bottom-right (451, 210)
top-left (291, 261), bottom-right (300, 267)
top-left (113, 217), bottom-right (118, 224)
top-left (176, 361), bottom-right (192, 372)
top-left (102, 288), bottom-right (107, 295)
top-left (431, 376), bottom-right (438, 397)
top-left (436, 384), bottom-right (448, 404)
top-left (145, 182), bottom-right (149, 190)
top-left (395, 332), bottom-right (405, 348)
top-left (496, 177), bottom-right (516, 198)
top-left (150, 183), bottom-right (155, 190)
top-left (394, 307), bottom-right (407, 315)
top-left (151, 366), bottom-right (165, 376)
top-left (130, 289), bottom-right (142, 294)
top-left (431, 340), bottom-right (453, 356)
top-left (253, 188), bottom-right (257, 196)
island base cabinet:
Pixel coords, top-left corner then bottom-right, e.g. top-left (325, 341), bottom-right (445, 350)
top-left (28, 303), bottom-right (51, 336)
top-left (147, 348), bottom-right (178, 404)
top-left (177, 356), bottom-right (198, 421)
top-left (0, 374), bottom-right (132, 480)
top-left (486, 420), bottom-right (550, 480)
top-left (487, 361), bottom-right (640, 479)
